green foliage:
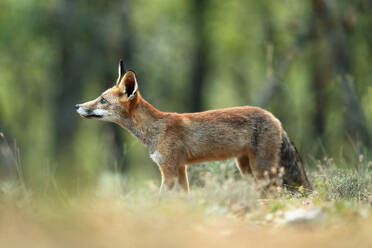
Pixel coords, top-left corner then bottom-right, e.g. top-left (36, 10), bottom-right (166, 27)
top-left (312, 157), bottom-right (372, 202)
top-left (0, 0), bottom-right (371, 188)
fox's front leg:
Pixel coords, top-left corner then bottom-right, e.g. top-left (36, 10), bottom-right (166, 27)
top-left (159, 164), bottom-right (189, 193)
top-left (152, 140), bottom-right (189, 192)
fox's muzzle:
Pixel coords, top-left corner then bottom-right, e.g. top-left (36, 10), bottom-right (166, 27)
top-left (75, 104), bottom-right (108, 119)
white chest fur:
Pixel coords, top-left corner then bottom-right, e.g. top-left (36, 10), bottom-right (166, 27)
top-left (150, 150), bottom-right (163, 166)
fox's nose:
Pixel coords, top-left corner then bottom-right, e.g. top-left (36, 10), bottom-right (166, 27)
top-left (75, 104), bottom-right (80, 110)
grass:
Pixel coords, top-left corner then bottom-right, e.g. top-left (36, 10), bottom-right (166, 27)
top-left (0, 134), bottom-right (372, 247)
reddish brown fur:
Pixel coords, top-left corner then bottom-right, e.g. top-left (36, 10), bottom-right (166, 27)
top-left (76, 66), bottom-right (311, 193)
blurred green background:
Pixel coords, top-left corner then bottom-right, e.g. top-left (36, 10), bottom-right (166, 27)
top-left (0, 0), bottom-right (371, 189)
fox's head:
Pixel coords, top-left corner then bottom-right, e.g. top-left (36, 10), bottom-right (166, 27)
top-left (75, 60), bottom-right (138, 123)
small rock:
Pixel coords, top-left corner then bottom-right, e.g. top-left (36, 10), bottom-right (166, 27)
top-left (205, 205), bottom-right (229, 215)
top-left (265, 213), bottom-right (274, 222)
top-left (282, 207), bottom-right (323, 226)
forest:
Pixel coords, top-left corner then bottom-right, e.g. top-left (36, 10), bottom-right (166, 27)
top-left (0, 0), bottom-right (371, 247)
top-left (1, 0), bottom-right (371, 186)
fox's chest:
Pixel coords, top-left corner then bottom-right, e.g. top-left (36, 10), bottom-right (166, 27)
top-left (150, 150), bottom-right (163, 166)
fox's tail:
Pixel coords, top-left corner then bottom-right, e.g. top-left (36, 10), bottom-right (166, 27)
top-left (279, 131), bottom-right (312, 190)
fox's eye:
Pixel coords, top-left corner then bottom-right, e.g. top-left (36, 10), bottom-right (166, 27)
top-left (100, 97), bottom-right (108, 104)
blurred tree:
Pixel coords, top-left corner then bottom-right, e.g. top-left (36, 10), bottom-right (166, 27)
top-left (310, 0), bottom-right (331, 147)
top-left (188, 0), bottom-right (209, 112)
top-left (325, 2), bottom-right (370, 148)
top-left (311, 0), bottom-right (370, 150)
top-left (51, 0), bottom-right (94, 153)
top-left (101, 0), bottom-right (135, 173)
top-left (254, 2), bottom-right (312, 108)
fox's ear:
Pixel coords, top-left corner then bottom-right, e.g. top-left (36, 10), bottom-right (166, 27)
top-left (116, 59), bottom-right (125, 85)
top-left (118, 70), bottom-right (138, 100)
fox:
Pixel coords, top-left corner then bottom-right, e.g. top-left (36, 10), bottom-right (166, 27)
top-left (75, 60), bottom-right (311, 192)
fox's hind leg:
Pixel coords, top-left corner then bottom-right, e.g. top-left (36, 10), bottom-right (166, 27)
top-left (248, 145), bottom-right (281, 188)
top-left (235, 155), bottom-right (252, 180)
top-left (250, 154), bottom-right (280, 180)
top-left (177, 165), bottom-right (189, 192)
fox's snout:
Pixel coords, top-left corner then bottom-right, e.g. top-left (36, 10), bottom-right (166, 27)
top-left (75, 104), bottom-right (92, 117)
top-left (75, 103), bottom-right (109, 119)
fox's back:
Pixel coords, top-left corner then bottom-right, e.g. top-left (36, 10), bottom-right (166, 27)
top-left (163, 106), bottom-right (283, 163)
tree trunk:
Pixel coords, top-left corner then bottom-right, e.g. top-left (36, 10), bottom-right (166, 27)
top-left (312, 0), bottom-right (370, 148)
top-left (310, 0), bottom-right (331, 145)
top-left (53, 0), bottom-right (84, 152)
top-left (188, 0), bottom-right (209, 112)
top-left (102, 1), bottom-right (135, 173)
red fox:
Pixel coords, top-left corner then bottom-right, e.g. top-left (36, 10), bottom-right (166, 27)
top-left (75, 60), bottom-right (311, 192)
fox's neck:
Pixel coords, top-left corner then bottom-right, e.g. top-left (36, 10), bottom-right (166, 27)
top-left (117, 94), bottom-right (165, 152)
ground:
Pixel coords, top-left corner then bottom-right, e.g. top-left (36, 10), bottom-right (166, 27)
top-left (0, 158), bottom-right (371, 248)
